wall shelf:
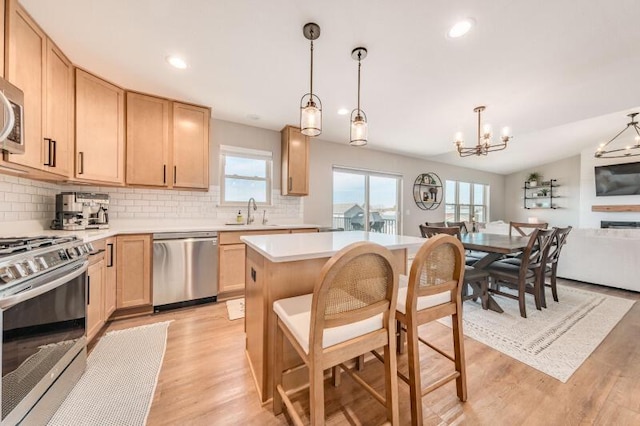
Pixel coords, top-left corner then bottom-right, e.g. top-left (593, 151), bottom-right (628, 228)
top-left (523, 179), bottom-right (558, 209)
top-left (413, 173), bottom-right (442, 211)
top-left (592, 205), bottom-right (640, 212)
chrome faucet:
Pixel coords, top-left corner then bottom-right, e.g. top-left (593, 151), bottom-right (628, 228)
top-left (247, 197), bottom-right (257, 225)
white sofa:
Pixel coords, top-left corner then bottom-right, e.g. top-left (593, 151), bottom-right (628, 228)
top-left (556, 228), bottom-right (640, 292)
top-left (481, 222), bottom-right (640, 292)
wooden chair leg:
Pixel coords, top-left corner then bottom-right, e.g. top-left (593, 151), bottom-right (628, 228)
top-left (533, 276), bottom-right (543, 311)
top-left (331, 365), bottom-right (341, 387)
top-left (273, 320), bottom-right (284, 416)
top-left (451, 307), bottom-right (467, 402)
top-left (518, 281), bottom-right (527, 318)
top-left (480, 278), bottom-right (489, 310)
top-left (551, 264), bottom-right (559, 302)
top-left (384, 331), bottom-right (400, 425)
top-left (356, 354), bottom-right (365, 371)
top-left (397, 320), bottom-right (406, 355)
top-left (309, 360), bottom-right (325, 425)
top-left (406, 322), bottom-right (423, 426)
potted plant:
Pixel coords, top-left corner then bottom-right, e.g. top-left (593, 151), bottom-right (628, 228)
top-left (540, 188), bottom-right (549, 197)
top-left (527, 172), bottom-right (542, 187)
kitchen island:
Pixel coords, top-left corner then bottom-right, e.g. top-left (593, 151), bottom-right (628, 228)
top-left (241, 231), bottom-right (425, 402)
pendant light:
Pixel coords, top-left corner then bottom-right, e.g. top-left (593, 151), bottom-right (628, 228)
top-left (595, 112), bottom-right (640, 158)
top-left (300, 23), bottom-right (322, 137)
top-left (350, 47), bottom-right (368, 146)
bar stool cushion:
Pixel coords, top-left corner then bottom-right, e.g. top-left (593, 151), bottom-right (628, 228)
top-left (273, 294), bottom-right (383, 355)
top-left (396, 275), bottom-right (451, 315)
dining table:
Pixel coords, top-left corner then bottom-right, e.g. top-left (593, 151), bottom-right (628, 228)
top-left (459, 232), bottom-right (531, 313)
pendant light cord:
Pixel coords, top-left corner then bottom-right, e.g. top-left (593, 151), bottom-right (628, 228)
top-left (309, 35), bottom-right (314, 98)
top-left (357, 53), bottom-right (362, 113)
top-left (476, 107), bottom-right (481, 146)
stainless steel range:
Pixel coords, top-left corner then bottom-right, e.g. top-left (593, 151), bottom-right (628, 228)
top-left (0, 236), bottom-right (92, 425)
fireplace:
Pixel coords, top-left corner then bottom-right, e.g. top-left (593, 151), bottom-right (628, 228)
top-left (601, 221), bottom-right (640, 229)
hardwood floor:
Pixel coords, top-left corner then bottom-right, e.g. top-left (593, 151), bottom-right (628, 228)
top-left (97, 279), bottom-right (640, 425)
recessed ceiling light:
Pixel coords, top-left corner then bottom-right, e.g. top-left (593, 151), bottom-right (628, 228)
top-left (337, 108), bottom-right (349, 115)
top-left (447, 19), bottom-right (475, 38)
top-left (166, 56), bottom-right (188, 69)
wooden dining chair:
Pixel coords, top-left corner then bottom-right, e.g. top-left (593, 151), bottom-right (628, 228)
top-left (395, 234), bottom-right (467, 425)
top-left (420, 225), bottom-right (460, 239)
top-left (417, 225), bottom-right (488, 302)
top-left (447, 221), bottom-right (468, 234)
top-left (508, 221), bottom-right (548, 237)
top-left (544, 226), bottom-right (573, 303)
top-left (425, 221), bottom-right (446, 227)
top-left (487, 228), bottom-right (556, 317)
top-left (273, 242), bottom-right (399, 425)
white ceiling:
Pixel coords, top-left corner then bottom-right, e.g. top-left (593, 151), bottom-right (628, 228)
top-left (21, 0), bottom-right (640, 175)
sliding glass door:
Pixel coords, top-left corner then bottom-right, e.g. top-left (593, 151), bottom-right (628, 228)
top-left (332, 167), bottom-right (401, 234)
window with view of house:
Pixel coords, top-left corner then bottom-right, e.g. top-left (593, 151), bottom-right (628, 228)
top-left (220, 146), bottom-right (272, 204)
top-left (445, 180), bottom-right (490, 224)
top-left (332, 167), bottom-right (402, 234)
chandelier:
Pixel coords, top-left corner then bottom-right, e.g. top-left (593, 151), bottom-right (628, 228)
top-left (594, 112), bottom-right (640, 158)
top-left (299, 23), bottom-right (322, 137)
top-left (454, 106), bottom-right (512, 157)
top-left (350, 47), bottom-right (368, 146)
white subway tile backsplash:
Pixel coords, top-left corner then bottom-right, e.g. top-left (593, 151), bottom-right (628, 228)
top-left (0, 175), bottom-right (303, 224)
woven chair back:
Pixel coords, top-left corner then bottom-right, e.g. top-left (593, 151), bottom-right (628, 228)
top-left (311, 242), bottom-right (397, 333)
top-left (408, 234), bottom-right (464, 302)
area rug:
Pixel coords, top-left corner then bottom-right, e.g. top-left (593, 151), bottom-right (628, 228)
top-left (48, 321), bottom-right (172, 426)
top-left (439, 285), bottom-right (635, 383)
top-left (226, 297), bottom-right (245, 320)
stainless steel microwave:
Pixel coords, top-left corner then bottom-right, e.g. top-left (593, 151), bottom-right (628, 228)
top-left (0, 77), bottom-right (24, 154)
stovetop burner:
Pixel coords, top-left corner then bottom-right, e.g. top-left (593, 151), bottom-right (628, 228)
top-left (0, 236), bottom-right (78, 256)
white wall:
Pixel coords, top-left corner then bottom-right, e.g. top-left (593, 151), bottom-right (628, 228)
top-left (304, 139), bottom-right (506, 236)
top-left (579, 146), bottom-right (640, 228)
top-left (503, 155), bottom-right (580, 227)
top-left (209, 119), bottom-right (282, 189)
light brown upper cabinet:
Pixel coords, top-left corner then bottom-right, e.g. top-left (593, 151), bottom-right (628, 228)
top-left (126, 95), bottom-right (210, 190)
top-left (126, 92), bottom-right (171, 187)
top-left (172, 102), bottom-right (210, 189)
top-left (4, 0), bottom-right (73, 177)
top-left (75, 69), bottom-right (125, 185)
top-left (281, 125), bottom-right (310, 196)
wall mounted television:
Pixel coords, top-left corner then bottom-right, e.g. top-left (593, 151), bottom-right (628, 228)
top-left (595, 161), bottom-right (640, 196)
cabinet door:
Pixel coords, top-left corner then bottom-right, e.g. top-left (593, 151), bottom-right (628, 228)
top-left (126, 92), bottom-right (170, 186)
top-left (104, 238), bottom-right (117, 319)
top-left (87, 259), bottom-right (105, 342)
top-left (5, 0), bottom-right (45, 170)
top-left (44, 39), bottom-right (73, 177)
top-left (172, 102), bottom-right (210, 189)
top-left (281, 126), bottom-right (309, 196)
top-left (219, 243), bottom-right (246, 293)
top-left (116, 234), bottom-right (152, 309)
top-left (75, 69), bottom-right (125, 184)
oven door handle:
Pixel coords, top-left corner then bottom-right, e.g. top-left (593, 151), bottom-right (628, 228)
top-left (0, 261), bottom-right (89, 310)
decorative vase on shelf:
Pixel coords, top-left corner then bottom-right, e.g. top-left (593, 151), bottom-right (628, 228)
top-left (529, 180), bottom-right (537, 188)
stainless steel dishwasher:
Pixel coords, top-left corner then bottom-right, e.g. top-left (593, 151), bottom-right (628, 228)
top-left (153, 231), bottom-right (218, 309)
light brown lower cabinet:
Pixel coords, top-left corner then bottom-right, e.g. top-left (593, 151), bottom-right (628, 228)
top-left (86, 257), bottom-right (105, 342)
top-left (116, 234), bottom-right (152, 309)
top-left (219, 244), bottom-right (246, 294)
top-left (217, 228), bottom-right (318, 298)
top-left (104, 237), bottom-right (117, 318)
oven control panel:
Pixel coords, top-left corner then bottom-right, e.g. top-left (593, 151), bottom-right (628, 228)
top-left (0, 240), bottom-right (87, 288)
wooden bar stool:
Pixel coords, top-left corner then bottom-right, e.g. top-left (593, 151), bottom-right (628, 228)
top-left (395, 234), bottom-right (467, 426)
top-left (272, 242), bottom-right (400, 425)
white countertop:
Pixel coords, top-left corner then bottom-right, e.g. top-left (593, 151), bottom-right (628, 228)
top-left (1, 220), bottom-right (321, 243)
top-left (241, 231), bottom-right (426, 262)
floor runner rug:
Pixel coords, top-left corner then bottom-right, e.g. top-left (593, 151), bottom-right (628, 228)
top-left (48, 321), bottom-right (172, 425)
